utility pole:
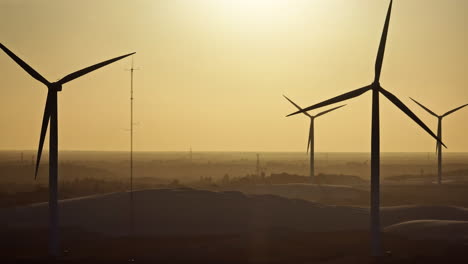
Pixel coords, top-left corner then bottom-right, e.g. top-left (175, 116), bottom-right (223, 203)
top-left (126, 57), bottom-right (138, 245)
top-left (256, 153), bottom-right (260, 178)
top-left (130, 58), bottom-right (135, 196)
top-left (190, 147), bottom-right (193, 163)
top-left (190, 146), bottom-right (193, 179)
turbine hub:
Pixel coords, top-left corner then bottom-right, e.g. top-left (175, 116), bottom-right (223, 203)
top-left (50, 82), bottom-right (62, 92)
top-left (371, 81), bottom-right (380, 90)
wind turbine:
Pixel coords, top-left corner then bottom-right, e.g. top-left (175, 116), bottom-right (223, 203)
top-left (0, 43), bottom-right (134, 257)
top-left (286, 0), bottom-right (444, 256)
top-left (410, 98), bottom-right (467, 184)
top-left (283, 95), bottom-right (345, 183)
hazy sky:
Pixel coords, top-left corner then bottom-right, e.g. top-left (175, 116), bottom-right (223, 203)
top-left (0, 0), bottom-right (467, 152)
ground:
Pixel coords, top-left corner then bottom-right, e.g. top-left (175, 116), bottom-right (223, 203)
top-left (2, 151), bottom-right (468, 263)
top-left (2, 229), bottom-right (468, 264)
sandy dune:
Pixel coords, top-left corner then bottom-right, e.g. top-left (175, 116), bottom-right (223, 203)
top-left (385, 220), bottom-right (468, 241)
top-left (2, 188), bottom-right (468, 237)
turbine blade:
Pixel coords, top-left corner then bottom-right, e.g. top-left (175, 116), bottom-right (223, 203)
top-left (287, 85), bottom-right (371, 117)
top-left (0, 43), bottom-right (50, 86)
top-left (283, 95), bottom-right (312, 118)
top-left (410, 97), bottom-right (438, 117)
top-left (442, 103), bottom-right (468, 117)
top-left (374, 0), bottom-right (393, 82)
top-left (58, 52), bottom-right (135, 84)
top-left (35, 93), bottom-right (52, 178)
top-left (380, 87), bottom-right (446, 148)
top-left (315, 104), bottom-right (346, 118)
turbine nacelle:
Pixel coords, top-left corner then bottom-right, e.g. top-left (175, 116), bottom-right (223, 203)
top-left (50, 82), bottom-right (63, 92)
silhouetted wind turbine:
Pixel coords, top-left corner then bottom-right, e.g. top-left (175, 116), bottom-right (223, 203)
top-left (0, 43), bottom-right (134, 257)
top-left (283, 95), bottom-right (345, 183)
top-left (410, 98), bottom-right (467, 185)
top-left (286, 0), bottom-right (444, 256)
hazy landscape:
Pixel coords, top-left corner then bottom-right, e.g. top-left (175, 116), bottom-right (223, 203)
top-left (2, 151), bottom-right (468, 263)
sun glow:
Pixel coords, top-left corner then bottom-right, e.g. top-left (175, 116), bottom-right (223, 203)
top-left (221, 0), bottom-right (290, 12)
top-left (209, 0), bottom-right (302, 27)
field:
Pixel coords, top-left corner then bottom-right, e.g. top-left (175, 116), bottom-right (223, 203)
top-left (1, 151), bottom-right (468, 263)
top-left (3, 229), bottom-right (468, 264)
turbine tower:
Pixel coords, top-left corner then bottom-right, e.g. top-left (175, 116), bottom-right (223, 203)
top-left (0, 43), bottom-right (134, 257)
top-left (286, 1), bottom-right (444, 256)
top-left (411, 98), bottom-right (467, 184)
top-left (283, 95), bottom-right (345, 183)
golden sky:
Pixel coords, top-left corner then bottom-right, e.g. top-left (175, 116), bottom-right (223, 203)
top-left (0, 0), bottom-right (467, 152)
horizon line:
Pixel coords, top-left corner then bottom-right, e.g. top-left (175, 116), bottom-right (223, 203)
top-left (1, 149), bottom-right (468, 154)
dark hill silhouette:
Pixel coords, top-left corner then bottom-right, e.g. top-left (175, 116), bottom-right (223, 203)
top-left (2, 188), bottom-right (468, 237)
top-left (268, 172), bottom-right (366, 185)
